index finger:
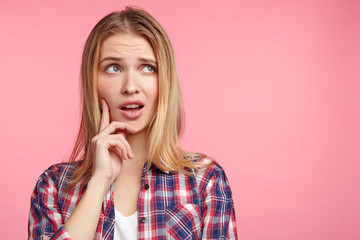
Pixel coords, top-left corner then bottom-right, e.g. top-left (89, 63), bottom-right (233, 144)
top-left (100, 99), bottom-right (110, 132)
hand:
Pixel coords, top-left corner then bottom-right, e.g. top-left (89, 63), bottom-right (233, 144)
top-left (90, 99), bottom-right (139, 185)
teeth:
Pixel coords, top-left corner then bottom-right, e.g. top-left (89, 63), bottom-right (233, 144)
top-left (124, 104), bottom-right (140, 109)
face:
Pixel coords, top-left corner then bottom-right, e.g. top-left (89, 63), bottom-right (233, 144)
top-left (97, 33), bottom-right (158, 132)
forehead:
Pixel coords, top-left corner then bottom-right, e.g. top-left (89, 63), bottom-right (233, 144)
top-left (99, 33), bottom-right (155, 60)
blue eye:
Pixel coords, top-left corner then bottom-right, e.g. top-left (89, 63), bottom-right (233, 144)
top-left (141, 65), bottom-right (156, 73)
top-left (105, 66), bottom-right (120, 73)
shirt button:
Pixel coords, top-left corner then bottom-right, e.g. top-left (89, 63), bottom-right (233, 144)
top-left (144, 184), bottom-right (149, 190)
top-left (141, 217), bottom-right (147, 223)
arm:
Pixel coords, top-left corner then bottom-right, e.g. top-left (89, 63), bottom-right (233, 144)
top-left (201, 165), bottom-right (238, 239)
top-left (28, 169), bottom-right (72, 240)
top-left (28, 167), bottom-right (111, 240)
top-left (28, 100), bottom-right (138, 240)
top-left (63, 100), bottom-right (137, 239)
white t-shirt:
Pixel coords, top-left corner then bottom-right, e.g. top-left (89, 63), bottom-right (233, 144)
top-left (114, 209), bottom-right (138, 240)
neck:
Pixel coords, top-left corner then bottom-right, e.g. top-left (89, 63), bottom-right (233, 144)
top-left (125, 128), bottom-right (148, 166)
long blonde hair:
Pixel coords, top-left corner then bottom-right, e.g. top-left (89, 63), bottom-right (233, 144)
top-left (68, 7), bottom-right (205, 187)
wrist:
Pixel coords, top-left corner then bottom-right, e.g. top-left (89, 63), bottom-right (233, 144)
top-left (87, 175), bottom-right (113, 196)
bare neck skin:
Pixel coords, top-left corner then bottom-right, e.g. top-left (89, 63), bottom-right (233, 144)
top-left (113, 128), bottom-right (148, 216)
top-left (123, 127), bottom-right (148, 169)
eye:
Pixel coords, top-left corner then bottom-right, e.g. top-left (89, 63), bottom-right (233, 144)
top-left (105, 65), bottom-right (121, 73)
top-left (141, 65), bottom-right (156, 73)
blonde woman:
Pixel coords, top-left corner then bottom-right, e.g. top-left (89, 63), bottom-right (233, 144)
top-left (28, 7), bottom-right (238, 240)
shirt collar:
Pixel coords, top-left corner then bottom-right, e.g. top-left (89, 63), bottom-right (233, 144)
top-left (142, 159), bottom-right (172, 175)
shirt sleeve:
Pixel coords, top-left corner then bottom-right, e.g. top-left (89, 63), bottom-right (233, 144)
top-left (28, 169), bottom-right (72, 240)
top-left (201, 165), bottom-right (238, 239)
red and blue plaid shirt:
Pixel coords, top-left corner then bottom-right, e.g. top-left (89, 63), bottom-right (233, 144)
top-left (28, 157), bottom-right (238, 239)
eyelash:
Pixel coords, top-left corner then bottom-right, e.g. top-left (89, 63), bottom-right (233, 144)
top-left (105, 65), bottom-right (120, 73)
top-left (104, 64), bottom-right (157, 73)
top-left (142, 65), bottom-right (157, 73)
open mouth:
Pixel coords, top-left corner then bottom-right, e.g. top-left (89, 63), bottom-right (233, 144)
top-left (121, 104), bottom-right (144, 111)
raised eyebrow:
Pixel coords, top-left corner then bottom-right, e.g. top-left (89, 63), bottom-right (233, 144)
top-left (99, 57), bottom-right (123, 64)
top-left (99, 56), bottom-right (157, 67)
top-left (138, 58), bottom-right (157, 67)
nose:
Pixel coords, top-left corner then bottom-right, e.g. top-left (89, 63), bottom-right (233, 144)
top-left (121, 71), bottom-right (140, 95)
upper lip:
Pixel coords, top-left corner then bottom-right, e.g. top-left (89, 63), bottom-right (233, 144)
top-left (119, 100), bottom-right (144, 109)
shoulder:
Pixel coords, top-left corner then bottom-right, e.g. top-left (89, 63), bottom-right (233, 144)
top-left (35, 160), bottom-right (84, 189)
top-left (190, 156), bottom-right (233, 198)
top-left (191, 155), bottom-right (227, 180)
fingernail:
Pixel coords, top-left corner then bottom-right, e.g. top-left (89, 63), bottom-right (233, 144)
top-left (130, 153), bottom-right (135, 159)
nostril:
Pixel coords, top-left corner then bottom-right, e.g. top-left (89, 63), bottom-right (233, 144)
top-left (121, 86), bottom-right (140, 95)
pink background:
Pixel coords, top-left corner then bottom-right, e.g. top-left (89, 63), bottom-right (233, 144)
top-left (1, 0), bottom-right (359, 239)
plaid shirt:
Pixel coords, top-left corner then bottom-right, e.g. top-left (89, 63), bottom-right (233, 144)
top-left (28, 157), bottom-right (238, 239)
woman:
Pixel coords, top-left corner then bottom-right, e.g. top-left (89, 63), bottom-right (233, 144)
top-left (28, 6), bottom-right (238, 240)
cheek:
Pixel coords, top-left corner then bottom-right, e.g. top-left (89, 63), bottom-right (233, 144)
top-left (143, 78), bottom-right (159, 104)
top-left (153, 85), bottom-right (159, 102)
top-left (151, 80), bottom-right (159, 102)
top-left (97, 80), bottom-right (113, 103)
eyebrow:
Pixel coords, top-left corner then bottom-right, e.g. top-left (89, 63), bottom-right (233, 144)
top-left (99, 56), bottom-right (157, 66)
top-left (139, 57), bottom-right (157, 66)
top-left (99, 57), bottom-right (121, 64)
